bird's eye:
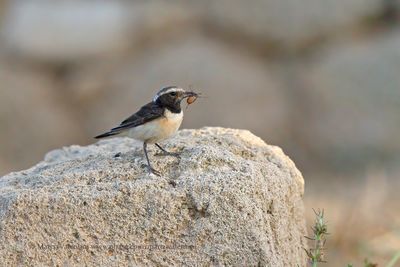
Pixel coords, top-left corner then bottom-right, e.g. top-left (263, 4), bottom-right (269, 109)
top-left (170, 92), bottom-right (177, 96)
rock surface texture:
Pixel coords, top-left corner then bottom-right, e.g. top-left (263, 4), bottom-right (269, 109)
top-left (0, 127), bottom-right (306, 266)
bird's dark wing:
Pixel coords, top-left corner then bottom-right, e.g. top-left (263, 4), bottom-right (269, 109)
top-left (95, 102), bottom-right (164, 139)
top-left (116, 102), bottom-right (164, 130)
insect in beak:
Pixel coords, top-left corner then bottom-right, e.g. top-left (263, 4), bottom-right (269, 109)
top-left (182, 91), bottom-right (199, 109)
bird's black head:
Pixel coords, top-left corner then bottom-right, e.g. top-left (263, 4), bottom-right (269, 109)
top-left (153, 86), bottom-right (197, 113)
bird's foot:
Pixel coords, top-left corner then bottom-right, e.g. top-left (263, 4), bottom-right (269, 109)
top-left (155, 151), bottom-right (181, 159)
top-left (147, 166), bottom-right (161, 176)
top-left (155, 143), bottom-right (181, 159)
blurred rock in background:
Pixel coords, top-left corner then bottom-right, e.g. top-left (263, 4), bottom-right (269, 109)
top-left (302, 31), bottom-right (400, 171)
top-left (0, 1), bottom-right (399, 265)
top-left (1, 1), bottom-right (196, 63)
top-left (0, 61), bottom-right (83, 172)
top-left (202, 0), bottom-right (383, 48)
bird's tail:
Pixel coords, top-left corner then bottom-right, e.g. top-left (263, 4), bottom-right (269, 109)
top-left (94, 131), bottom-right (119, 139)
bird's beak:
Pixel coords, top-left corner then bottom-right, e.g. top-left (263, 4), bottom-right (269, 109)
top-left (182, 91), bottom-right (198, 99)
top-left (181, 92), bottom-right (199, 100)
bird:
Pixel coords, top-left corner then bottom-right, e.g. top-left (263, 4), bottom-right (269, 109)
top-left (95, 86), bottom-right (198, 176)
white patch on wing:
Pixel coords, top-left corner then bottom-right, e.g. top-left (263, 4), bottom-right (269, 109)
top-left (127, 109), bottom-right (183, 143)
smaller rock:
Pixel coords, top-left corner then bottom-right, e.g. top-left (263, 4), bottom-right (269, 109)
top-left (0, 62), bottom-right (83, 176)
top-left (301, 30), bottom-right (400, 169)
top-left (202, 0), bottom-right (382, 48)
top-left (1, 1), bottom-right (195, 63)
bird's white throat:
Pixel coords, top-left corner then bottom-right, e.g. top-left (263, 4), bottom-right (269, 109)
top-left (164, 109), bottom-right (183, 121)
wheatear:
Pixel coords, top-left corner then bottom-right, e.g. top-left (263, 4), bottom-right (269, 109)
top-left (95, 86), bottom-right (198, 176)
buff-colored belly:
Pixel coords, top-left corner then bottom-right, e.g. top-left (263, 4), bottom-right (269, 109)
top-left (127, 110), bottom-right (183, 143)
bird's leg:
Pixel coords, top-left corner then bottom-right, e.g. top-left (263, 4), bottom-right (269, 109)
top-left (143, 142), bottom-right (161, 176)
top-left (155, 143), bottom-right (181, 158)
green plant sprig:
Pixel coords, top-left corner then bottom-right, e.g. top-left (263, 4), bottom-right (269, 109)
top-left (305, 209), bottom-right (329, 267)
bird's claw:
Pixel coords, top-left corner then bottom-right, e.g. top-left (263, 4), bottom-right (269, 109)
top-left (147, 166), bottom-right (161, 176)
top-left (155, 151), bottom-right (181, 159)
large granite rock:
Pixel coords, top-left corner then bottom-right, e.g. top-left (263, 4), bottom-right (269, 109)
top-left (0, 127), bottom-right (306, 266)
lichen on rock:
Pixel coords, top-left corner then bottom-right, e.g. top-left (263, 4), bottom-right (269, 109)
top-left (0, 127), bottom-right (306, 266)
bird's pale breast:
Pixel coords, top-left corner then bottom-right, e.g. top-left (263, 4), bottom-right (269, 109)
top-left (127, 109), bottom-right (183, 143)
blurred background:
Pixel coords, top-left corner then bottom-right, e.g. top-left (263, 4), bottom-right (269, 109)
top-left (0, 0), bottom-right (399, 265)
